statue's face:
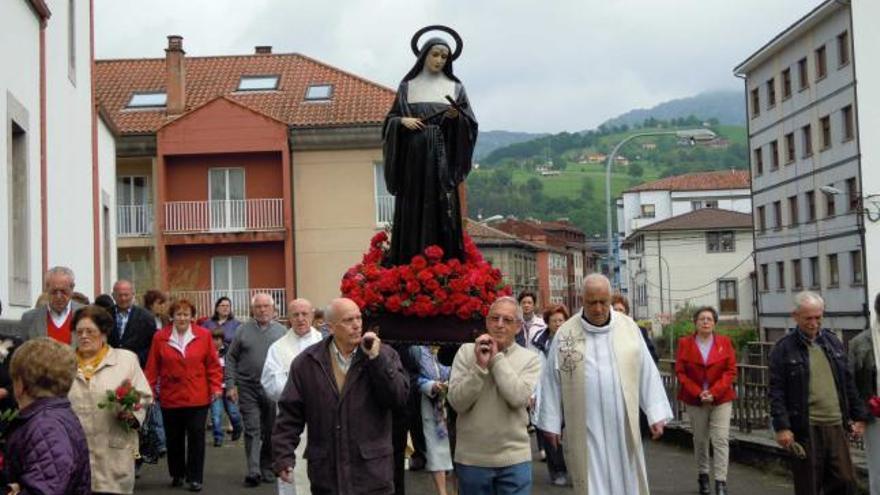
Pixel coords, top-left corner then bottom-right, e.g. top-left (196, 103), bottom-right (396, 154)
top-left (425, 45), bottom-right (449, 73)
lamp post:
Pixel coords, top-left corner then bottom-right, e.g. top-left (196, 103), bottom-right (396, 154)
top-left (605, 128), bottom-right (717, 288)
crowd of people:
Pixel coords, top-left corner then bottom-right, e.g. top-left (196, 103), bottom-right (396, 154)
top-left (1, 265), bottom-right (880, 495)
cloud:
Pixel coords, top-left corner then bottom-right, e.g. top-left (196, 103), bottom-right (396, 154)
top-left (95, 0), bottom-right (822, 132)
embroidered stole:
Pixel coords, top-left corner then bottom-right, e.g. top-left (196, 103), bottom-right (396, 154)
top-left (555, 314), bottom-right (649, 494)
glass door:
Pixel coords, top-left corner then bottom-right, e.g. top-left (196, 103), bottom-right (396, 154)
top-left (209, 168), bottom-right (245, 231)
top-left (212, 256), bottom-right (249, 316)
top-left (117, 176), bottom-right (150, 235)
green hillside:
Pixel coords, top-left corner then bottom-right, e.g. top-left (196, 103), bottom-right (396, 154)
top-left (466, 120), bottom-right (748, 236)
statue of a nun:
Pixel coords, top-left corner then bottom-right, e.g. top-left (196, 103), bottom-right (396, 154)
top-left (382, 26), bottom-right (478, 266)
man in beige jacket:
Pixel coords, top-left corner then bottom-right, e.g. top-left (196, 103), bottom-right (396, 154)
top-left (448, 296), bottom-right (542, 494)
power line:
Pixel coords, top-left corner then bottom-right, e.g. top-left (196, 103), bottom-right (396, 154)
top-left (629, 252), bottom-right (754, 293)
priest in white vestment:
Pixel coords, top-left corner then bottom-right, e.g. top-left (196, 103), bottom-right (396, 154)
top-left (261, 298), bottom-right (323, 495)
top-left (537, 274), bottom-right (672, 495)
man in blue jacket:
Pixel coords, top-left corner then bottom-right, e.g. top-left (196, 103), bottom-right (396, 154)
top-left (769, 291), bottom-right (868, 495)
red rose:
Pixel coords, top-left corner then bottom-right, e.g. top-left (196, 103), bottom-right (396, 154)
top-left (400, 266), bottom-right (417, 281)
top-left (385, 295), bottom-right (403, 313)
top-left (406, 280), bottom-right (421, 294)
top-left (424, 245), bottom-right (444, 261)
top-left (869, 396), bottom-right (880, 417)
top-left (424, 279), bottom-right (441, 291)
top-left (432, 264), bottom-right (452, 277)
top-left (411, 255), bottom-right (428, 271)
top-left (433, 289), bottom-right (448, 302)
top-left (456, 306), bottom-right (472, 320)
top-left (417, 270), bottom-right (435, 283)
top-left (377, 271), bottom-right (400, 292)
top-left (440, 301), bottom-right (456, 315)
top-left (370, 231), bottom-right (388, 247)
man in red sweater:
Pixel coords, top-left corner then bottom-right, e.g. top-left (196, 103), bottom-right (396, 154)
top-left (19, 266), bottom-right (83, 344)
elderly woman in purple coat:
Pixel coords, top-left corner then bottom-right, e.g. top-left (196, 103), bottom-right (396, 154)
top-left (5, 338), bottom-right (91, 495)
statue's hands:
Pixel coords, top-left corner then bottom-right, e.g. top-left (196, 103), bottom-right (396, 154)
top-left (444, 107), bottom-right (459, 119)
top-left (401, 117), bottom-right (425, 130)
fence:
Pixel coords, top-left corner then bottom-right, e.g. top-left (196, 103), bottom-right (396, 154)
top-left (164, 199), bottom-right (284, 233)
top-left (170, 288), bottom-right (287, 320)
top-left (117, 204), bottom-right (153, 236)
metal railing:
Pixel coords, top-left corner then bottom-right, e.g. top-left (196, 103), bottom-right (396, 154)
top-left (164, 199), bottom-right (284, 233)
top-left (117, 204), bottom-right (153, 236)
top-left (376, 194), bottom-right (394, 225)
top-left (170, 288), bottom-right (287, 319)
top-left (659, 358), bottom-right (863, 450)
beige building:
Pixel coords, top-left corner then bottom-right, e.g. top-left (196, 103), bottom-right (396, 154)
top-left (467, 221), bottom-right (540, 298)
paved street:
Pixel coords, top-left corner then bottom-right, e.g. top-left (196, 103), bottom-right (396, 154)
top-left (135, 435), bottom-right (793, 494)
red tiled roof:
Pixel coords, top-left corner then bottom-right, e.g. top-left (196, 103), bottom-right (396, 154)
top-left (624, 170), bottom-right (750, 193)
top-left (632, 208), bottom-right (753, 234)
top-left (95, 52), bottom-right (396, 135)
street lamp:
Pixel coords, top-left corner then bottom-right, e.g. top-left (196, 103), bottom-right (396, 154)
top-left (605, 128), bottom-right (717, 288)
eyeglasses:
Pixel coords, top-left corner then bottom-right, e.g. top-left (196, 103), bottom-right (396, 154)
top-left (339, 315), bottom-right (362, 326)
top-left (487, 315), bottom-right (517, 325)
top-left (289, 312), bottom-right (312, 318)
top-left (75, 327), bottom-right (102, 337)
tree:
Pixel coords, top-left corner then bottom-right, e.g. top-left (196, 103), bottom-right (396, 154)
top-left (628, 163), bottom-right (644, 178)
top-left (580, 177), bottom-right (595, 200)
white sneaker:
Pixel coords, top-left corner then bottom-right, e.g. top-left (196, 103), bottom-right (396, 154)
top-left (552, 474), bottom-right (569, 487)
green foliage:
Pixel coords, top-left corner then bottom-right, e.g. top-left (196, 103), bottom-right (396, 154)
top-left (653, 303), bottom-right (757, 360)
top-left (628, 163), bottom-right (644, 178)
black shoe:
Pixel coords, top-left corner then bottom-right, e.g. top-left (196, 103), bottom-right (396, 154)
top-left (408, 454), bottom-right (426, 472)
top-left (231, 426), bottom-right (242, 442)
top-left (171, 477), bottom-right (184, 487)
top-left (261, 471), bottom-right (276, 483)
top-left (715, 480), bottom-right (728, 495)
top-left (244, 474), bottom-right (261, 487)
top-left (188, 482), bottom-right (203, 492)
top-left (213, 439), bottom-right (223, 447)
top-left (698, 474), bottom-right (710, 495)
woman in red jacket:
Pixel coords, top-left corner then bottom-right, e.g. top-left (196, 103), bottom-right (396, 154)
top-left (145, 299), bottom-right (222, 492)
top-left (675, 306), bottom-right (737, 495)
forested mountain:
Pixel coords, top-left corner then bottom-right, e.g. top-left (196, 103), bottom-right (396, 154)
top-left (474, 130), bottom-right (547, 160)
top-left (599, 90), bottom-right (745, 129)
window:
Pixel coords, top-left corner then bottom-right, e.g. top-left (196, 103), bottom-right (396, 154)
top-left (806, 191), bottom-right (816, 222)
top-left (788, 195), bottom-right (799, 226)
top-left (374, 162), bottom-right (394, 224)
top-left (117, 176), bottom-right (152, 235)
top-left (692, 200), bottom-right (718, 210)
top-left (792, 259), bottom-right (803, 289)
top-left (305, 84), bottom-right (333, 101)
top-left (208, 168), bottom-right (245, 231)
top-left (707, 231), bottom-right (735, 253)
top-left (815, 45), bottom-right (827, 80)
top-left (766, 78), bottom-right (776, 108)
top-left (828, 253), bottom-right (839, 287)
top-left (8, 120), bottom-right (30, 305)
top-left (782, 68), bottom-right (792, 99)
top-left (237, 75), bottom-right (280, 91)
top-left (798, 57), bottom-right (809, 90)
top-left (809, 256), bottom-right (820, 288)
top-left (212, 256), bottom-right (250, 315)
top-left (785, 132), bottom-right (796, 163)
top-left (820, 115), bottom-right (831, 150)
top-left (127, 92), bottom-right (167, 108)
top-left (837, 31), bottom-right (850, 67)
top-left (802, 124), bottom-right (813, 157)
top-left (68, 0), bottom-right (76, 84)
top-left (751, 88), bottom-right (760, 118)
top-left (754, 147), bottom-right (764, 176)
top-left (760, 264), bottom-right (769, 291)
top-left (757, 206), bottom-right (766, 232)
top-left (718, 279), bottom-right (738, 314)
top-left (777, 261), bottom-right (786, 289)
top-left (846, 177), bottom-right (858, 212)
top-left (851, 250), bottom-right (864, 285)
top-left (770, 140), bottom-right (779, 169)
top-left (773, 201), bottom-right (782, 229)
top-left (826, 187), bottom-right (836, 217)
top-left (842, 105), bottom-right (854, 141)
top-left (640, 204), bottom-right (655, 218)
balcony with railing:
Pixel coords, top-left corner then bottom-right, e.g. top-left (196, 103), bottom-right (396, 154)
top-left (376, 193), bottom-right (394, 225)
top-left (164, 199), bottom-right (284, 234)
top-left (170, 288), bottom-right (287, 319)
top-left (117, 204), bottom-right (154, 236)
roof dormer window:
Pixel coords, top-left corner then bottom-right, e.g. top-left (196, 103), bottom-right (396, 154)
top-left (305, 84), bottom-right (333, 101)
top-left (127, 91), bottom-right (167, 108)
top-left (237, 75), bottom-right (280, 91)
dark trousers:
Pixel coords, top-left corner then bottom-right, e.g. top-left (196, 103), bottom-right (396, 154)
top-left (791, 424), bottom-right (856, 495)
top-left (392, 409), bottom-right (408, 495)
top-left (537, 429), bottom-right (567, 477)
top-left (238, 382), bottom-right (276, 477)
top-left (162, 406), bottom-right (209, 484)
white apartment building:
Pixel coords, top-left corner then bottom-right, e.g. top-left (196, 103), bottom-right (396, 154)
top-left (626, 209), bottom-right (754, 323)
top-left (1, 0), bottom-right (115, 325)
top-left (616, 170), bottom-right (751, 299)
top-left (734, 0), bottom-right (877, 343)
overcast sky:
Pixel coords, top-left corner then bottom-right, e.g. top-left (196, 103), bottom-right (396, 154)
top-left (95, 0), bottom-right (820, 133)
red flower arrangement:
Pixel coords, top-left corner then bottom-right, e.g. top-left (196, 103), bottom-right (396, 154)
top-left (341, 231), bottom-right (511, 321)
top-left (98, 379), bottom-right (144, 432)
top-left (869, 396), bottom-right (880, 418)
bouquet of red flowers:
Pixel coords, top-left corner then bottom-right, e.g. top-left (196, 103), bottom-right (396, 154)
top-left (341, 231), bottom-right (511, 320)
top-left (868, 396), bottom-right (880, 418)
top-left (98, 379), bottom-right (144, 432)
